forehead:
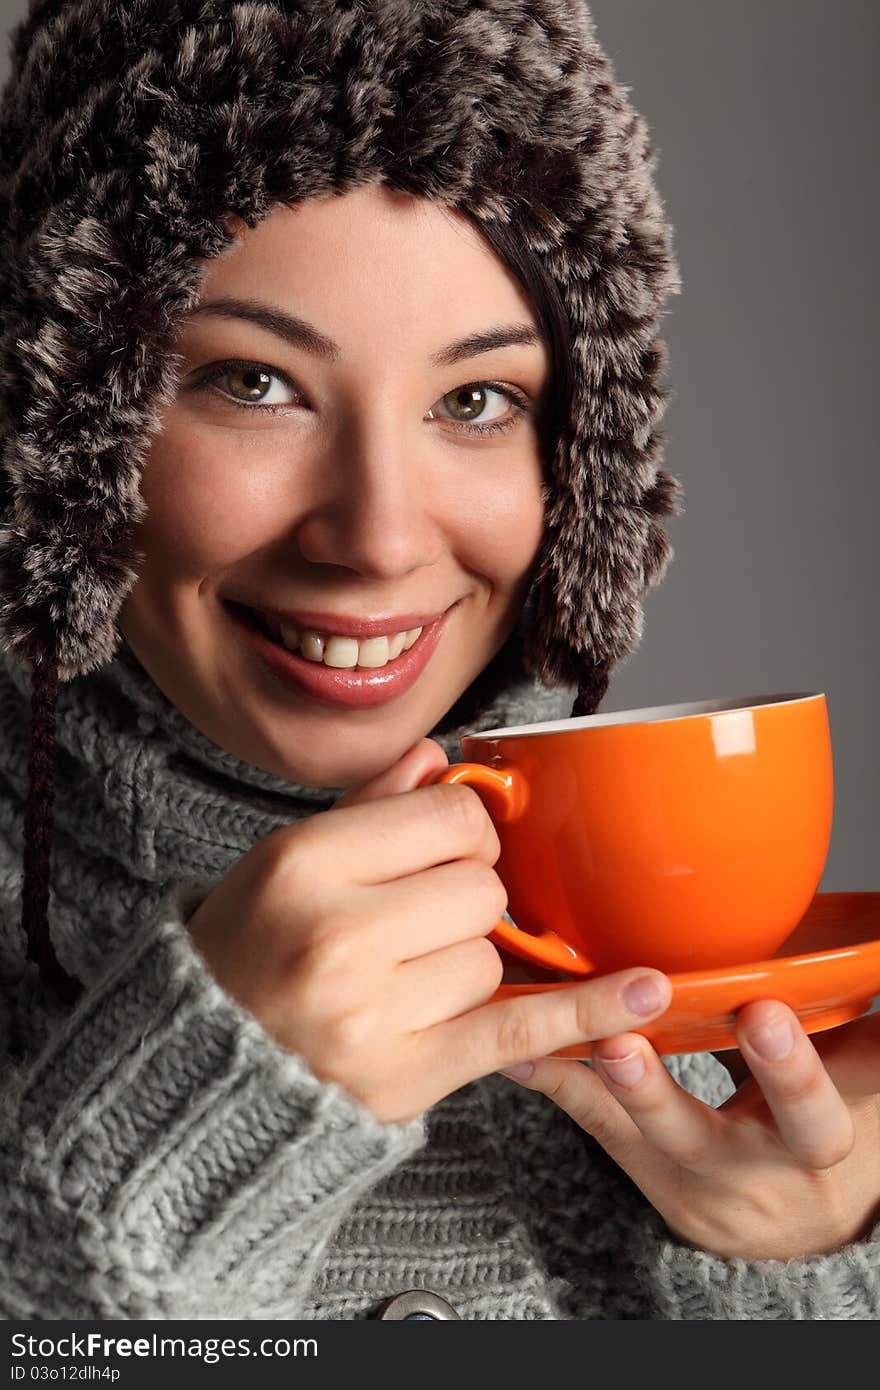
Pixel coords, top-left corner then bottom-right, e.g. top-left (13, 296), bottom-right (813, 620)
top-left (190, 185), bottom-right (544, 354)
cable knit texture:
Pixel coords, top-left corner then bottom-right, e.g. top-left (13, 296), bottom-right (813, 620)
top-left (1, 641), bottom-right (879, 1320)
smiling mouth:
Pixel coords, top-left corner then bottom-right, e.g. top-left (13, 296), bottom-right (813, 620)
top-left (226, 602), bottom-right (427, 670)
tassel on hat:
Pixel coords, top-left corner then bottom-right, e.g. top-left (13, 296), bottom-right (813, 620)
top-left (0, 0), bottom-right (683, 1000)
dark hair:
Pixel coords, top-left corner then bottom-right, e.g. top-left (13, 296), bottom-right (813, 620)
top-left (464, 212), bottom-right (574, 476)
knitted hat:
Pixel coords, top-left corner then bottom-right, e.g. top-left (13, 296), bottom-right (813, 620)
top-left (0, 0), bottom-right (683, 1003)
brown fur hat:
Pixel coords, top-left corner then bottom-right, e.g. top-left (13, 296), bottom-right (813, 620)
top-left (0, 0), bottom-right (682, 999)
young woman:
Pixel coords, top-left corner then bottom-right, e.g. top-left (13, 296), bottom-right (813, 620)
top-left (0, 0), bottom-right (877, 1320)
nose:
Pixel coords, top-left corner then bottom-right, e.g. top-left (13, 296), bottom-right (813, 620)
top-left (293, 411), bottom-right (445, 579)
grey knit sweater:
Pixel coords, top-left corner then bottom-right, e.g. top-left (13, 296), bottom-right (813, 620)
top-left (1, 642), bottom-right (878, 1321)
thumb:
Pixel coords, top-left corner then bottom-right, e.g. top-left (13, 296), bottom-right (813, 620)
top-left (334, 737), bottom-right (449, 809)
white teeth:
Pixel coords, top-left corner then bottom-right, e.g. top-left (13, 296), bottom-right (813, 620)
top-left (323, 636), bottom-right (360, 668)
top-left (357, 636), bottom-right (390, 668)
top-left (266, 614), bottom-right (425, 669)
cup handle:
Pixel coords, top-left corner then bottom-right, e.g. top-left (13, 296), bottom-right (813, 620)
top-left (426, 763), bottom-right (595, 976)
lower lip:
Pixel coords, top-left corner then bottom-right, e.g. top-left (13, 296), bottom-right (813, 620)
top-left (225, 602), bottom-right (452, 709)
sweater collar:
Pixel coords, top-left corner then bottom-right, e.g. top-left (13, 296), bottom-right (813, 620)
top-left (0, 633), bottom-right (576, 885)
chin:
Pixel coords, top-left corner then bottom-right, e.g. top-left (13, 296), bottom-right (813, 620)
top-left (249, 729), bottom-right (412, 791)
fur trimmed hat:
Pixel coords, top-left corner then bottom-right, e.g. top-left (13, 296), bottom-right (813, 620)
top-left (0, 0), bottom-right (682, 1001)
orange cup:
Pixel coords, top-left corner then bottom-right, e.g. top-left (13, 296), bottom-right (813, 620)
top-left (428, 692), bottom-right (833, 976)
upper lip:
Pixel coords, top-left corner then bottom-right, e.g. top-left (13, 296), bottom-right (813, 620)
top-left (229, 600), bottom-right (452, 640)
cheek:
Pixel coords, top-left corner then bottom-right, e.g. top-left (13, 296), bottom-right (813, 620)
top-left (136, 424), bottom-right (290, 574)
top-left (452, 461), bottom-right (545, 588)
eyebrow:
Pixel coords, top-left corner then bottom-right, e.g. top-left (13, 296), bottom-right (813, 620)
top-left (187, 296), bottom-right (543, 368)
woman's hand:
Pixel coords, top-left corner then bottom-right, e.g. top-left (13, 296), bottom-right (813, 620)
top-left (185, 738), bottom-right (673, 1125)
top-left (501, 1002), bottom-right (880, 1260)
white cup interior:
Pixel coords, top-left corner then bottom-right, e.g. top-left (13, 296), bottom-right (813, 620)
top-left (469, 692), bottom-right (823, 740)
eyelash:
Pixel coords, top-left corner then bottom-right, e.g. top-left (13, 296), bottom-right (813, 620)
top-left (192, 359), bottom-right (530, 437)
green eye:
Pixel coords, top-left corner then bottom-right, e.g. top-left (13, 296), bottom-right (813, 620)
top-left (428, 382), bottom-right (530, 437)
top-left (194, 361), bottom-right (530, 437)
top-left (197, 360), bottom-right (298, 410)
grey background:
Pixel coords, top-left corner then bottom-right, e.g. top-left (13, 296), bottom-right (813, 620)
top-left (584, 0), bottom-right (878, 893)
top-left (1, 1), bottom-right (877, 892)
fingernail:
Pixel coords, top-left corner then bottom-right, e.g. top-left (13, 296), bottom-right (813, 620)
top-left (596, 1048), bottom-right (645, 1087)
top-left (499, 1062), bottom-right (535, 1081)
top-left (622, 973), bottom-right (671, 1017)
top-left (748, 1012), bottom-right (794, 1061)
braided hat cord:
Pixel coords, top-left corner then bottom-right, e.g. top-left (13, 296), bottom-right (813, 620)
top-left (572, 661), bottom-right (611, 718)
top-left (22, 660), bottom-right (82, 1004)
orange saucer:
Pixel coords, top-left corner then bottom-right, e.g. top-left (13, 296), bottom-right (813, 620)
top-left (491, 892), bottom-right (880, 1057)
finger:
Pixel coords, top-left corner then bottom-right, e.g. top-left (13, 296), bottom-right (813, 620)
top-left (716, 1007), bottom-right (880, 1097)
top-left (334, 738), bottom-right (448, 808)
top-left (309, 779), bottom-right (500, 883)
top-left (589, 1033), bottom-right (725, 1168)
top-left (734, 1000), bottom-right (856, 1169)
top-left (500, 1054), bottom-right (648, 1163)
top-left (423, 967), bottom-right (673, 1093)
top-left (356, 858), bottom-right (506, 963)
top-left (391, 937), bottom-right (504, 1030)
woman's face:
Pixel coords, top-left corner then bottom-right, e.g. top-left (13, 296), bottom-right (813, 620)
top-left (119, 183), bottom-right (550, 787)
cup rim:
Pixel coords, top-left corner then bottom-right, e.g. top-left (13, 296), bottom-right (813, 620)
top-left (464, 691), bottom-right (825, 741)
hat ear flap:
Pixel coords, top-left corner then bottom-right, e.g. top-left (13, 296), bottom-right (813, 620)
top-left (507, 91), bottom-right (683, 693)
top-left (521, 232), bottom-right (684, 688)
top-left (526, 431), bottom-right (684, 691)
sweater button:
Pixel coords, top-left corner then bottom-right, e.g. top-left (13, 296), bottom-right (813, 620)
top-left (377, 1290), bottom-right (461, 1320)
